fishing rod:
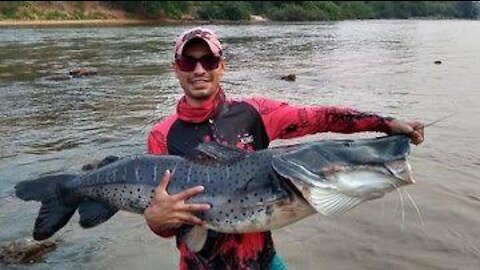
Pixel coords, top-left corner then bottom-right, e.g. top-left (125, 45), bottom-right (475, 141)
top-left (408, 113), bottom-right (455, 136)
top-left (423, 113), bottom-right (456, 128)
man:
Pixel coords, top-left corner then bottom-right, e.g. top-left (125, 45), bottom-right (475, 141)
top-left (144, 27), bottom-right (424, 270)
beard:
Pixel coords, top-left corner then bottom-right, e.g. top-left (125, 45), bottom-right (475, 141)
top-left (190, 90), bottom-right (212, 100)
top-left (186, 85), bottom-right (218, 101)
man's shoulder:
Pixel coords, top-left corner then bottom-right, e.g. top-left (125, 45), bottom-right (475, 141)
top-left (150, 114), bottom-right (179, 135)
top-left (240, 96), bottom-right (289, 115)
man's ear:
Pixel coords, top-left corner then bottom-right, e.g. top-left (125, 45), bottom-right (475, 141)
top-left (172, 61), bottom-right (179, 77)
top-left (219, 59), bottom-right (226, 75)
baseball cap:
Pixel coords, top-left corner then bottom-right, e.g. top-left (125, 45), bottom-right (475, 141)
top-left (174, 27), bottom-right (223, 58)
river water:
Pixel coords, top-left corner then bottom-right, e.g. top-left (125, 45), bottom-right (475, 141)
top-left (1, 20), bottom-right (479, 269)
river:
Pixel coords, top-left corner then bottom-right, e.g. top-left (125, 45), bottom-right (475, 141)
top-left (1, 19), bottom-right (480, 269)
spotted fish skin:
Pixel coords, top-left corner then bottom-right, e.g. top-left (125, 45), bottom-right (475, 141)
top-left (70, 155), bottom-right (183, 214)
top-left (15, 135), bottom-right (414, 241)
top-left (74, 148), bottom-right (309, 233)
top-left (15, 148), bottom-right (300, 240)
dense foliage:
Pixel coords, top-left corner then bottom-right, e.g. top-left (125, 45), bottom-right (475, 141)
top-left (1, 1), bottom-right (478, 21)
top-left (116, 1), bottom-right (192, 19)
top-left (117, 1), bottom-right (479, 21)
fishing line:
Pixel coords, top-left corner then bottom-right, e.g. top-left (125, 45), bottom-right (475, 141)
top-left (423, 113), bottom-right (456, 128)
top-left (410, 113), bottom-right (456, 134)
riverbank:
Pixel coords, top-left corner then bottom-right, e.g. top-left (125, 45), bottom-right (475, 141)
top-left (0, 19), bottom-right (157, 28)
top-left (2, 1), bottom-right (476, 28)
top-left (0, 15), bottom-right (270, 28)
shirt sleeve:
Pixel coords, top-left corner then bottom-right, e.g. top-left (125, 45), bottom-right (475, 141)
top-left (147, 129), bottom-right (168, 155)
top-left (245, 98), bottom-right (393, 141)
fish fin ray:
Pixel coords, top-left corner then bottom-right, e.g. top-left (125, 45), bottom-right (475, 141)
top-left (33, 197), bottom-right (77, 241)
top-left (15, 174), bottom-right (79, 240)
top-left (78, 201), bottom-right (118, 228)
top-left (309, 189), bottom-right (364, 215)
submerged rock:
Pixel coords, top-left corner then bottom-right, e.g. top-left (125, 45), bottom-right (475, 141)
top-left (43, 68), bottom-right (98, 81)
top-left (280, 74), bottom-right (296, 81)
top-left (0, 239), bottom-right (60, 265)
top-left (69, 68), bottom-right (98, 78)
top-left (43, 74), bottom-right (71, 81)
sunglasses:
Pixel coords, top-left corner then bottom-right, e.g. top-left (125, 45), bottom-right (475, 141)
top-left (176, 54), bottom-right (221, 72)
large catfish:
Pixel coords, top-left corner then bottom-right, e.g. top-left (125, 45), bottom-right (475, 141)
top-left (15, 135), bottom-right (415, 251)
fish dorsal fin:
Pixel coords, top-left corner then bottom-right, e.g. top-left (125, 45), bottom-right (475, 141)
top-left (194, 141), bottom-right (247, 163)
top-left (183, 226), bottom-right (208, 253)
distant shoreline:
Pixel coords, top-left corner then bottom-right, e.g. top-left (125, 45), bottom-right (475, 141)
top-left (0, 17), bottom-right (474, 29)
top-left (0, 19), bottom-right (150, 27)
top-left (0, 19), bottom-right (223, 28)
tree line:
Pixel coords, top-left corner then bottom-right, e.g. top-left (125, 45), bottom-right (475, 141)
top-left (1, 1), bottom-right (479, 21)
top-left (117, 1), bottom-right (479, 21)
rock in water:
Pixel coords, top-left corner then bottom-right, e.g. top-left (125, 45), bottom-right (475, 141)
top-left (0, 239), bottom-right (59, 264)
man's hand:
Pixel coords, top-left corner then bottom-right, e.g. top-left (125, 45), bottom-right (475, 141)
top-left (144, 170), bottom-right (211, 232)
top-left (388, 119), bottom-right (424, 145)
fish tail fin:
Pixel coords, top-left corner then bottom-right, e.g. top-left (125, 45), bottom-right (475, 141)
top-left (15, 174), bottom-right (79, 240)
top-left (15, 174), bottom-right (76, 201)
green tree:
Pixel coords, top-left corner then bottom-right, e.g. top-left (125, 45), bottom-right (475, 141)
top-left (338, 1), bottom-right (374, 19)
top-left (117, 1), bottom-right (192, 18)
top-left (454, 1), bottom-right (478, 18)
top-left (197, 1), bottom-right (251, 21)
top-left (0, 1), bottom-right (28, 19)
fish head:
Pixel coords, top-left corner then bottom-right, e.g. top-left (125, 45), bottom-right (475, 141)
top-left (322, 158), bottom-right (414, 201)
top-left (272, 135), bottom-right (416, 215)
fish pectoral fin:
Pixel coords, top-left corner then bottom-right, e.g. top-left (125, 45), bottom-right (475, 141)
top-left (194, 141), bottom-right (247, 163)
top-left (78, 201), bottom-right (118, 228)
top-left (308, 187), bottom-right (364, 216)
top-left (183, 226), bottom-right (208, 253)
top-left (273, 156), bottom-right (365, 215)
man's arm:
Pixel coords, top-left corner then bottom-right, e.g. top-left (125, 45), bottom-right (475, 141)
top-left (246, 98), bottom-right (424, 144)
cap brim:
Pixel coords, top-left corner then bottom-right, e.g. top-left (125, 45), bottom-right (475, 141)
top-left (177, 37), bottom-right (221, 57)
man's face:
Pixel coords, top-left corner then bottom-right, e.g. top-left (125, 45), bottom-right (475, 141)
top-left (174, 40), bottom-right (225, 104)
